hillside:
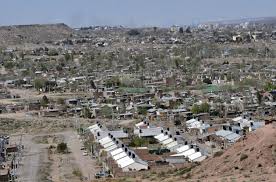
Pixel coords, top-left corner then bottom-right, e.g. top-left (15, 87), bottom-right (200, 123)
top-left (191, 124), bottom-right (276, 181)
top-left (0, 23), bottom-right (73, 46)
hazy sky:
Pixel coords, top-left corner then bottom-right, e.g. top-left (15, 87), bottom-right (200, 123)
top-left (1, 0), bottom-right (276, 27)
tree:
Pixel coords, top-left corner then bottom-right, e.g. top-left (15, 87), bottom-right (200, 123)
top-left (191, 102), bottom-right (210, 114)
top-left (41, 95), bottom-right (49, 107)
top-left (34, 78), bottom-right (46, 91)
top-left (138, 107), bottom-right (148, 115)
top-left (3, 61), bottom-right (14, 70)
top-left (200, 102), bottom-right (210, 113)
top-left (127, 29), bottom-right (140, 36)
top-left (203, 78), bottom-right (212, 84)
top-left (174, 120), bottom-right (181, 126)
top-left (100, 105), bottom-right (113, 118)
top-left (57, 142), bottom-right (68, 153)
top-left (179, 27), bottom-right (184, 34)
top-left (256, 91), bottom-right (263, 105)
top-left (64, 53), bottom-right (71, 62)
top-left (83, 107), bottom-right (92, 118)
top-left (191, 104), bottom-right (200, 114)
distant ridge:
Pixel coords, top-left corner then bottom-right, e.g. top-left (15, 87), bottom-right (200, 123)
top-left (0, 23), bottom-right (73, 46)
top-left (204, 16), bottom-right (276, 25)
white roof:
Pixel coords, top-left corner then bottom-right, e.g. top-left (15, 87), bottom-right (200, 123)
top-left (135, 121), bottom-right (145, 128)
top-left (166, 141), bottom-right (178, 149)
top-left (162, 138), bottom-right (174, 145)
top-left (182, 149), bottom-right (196, 157)
top-left (111, 148), bottom-right (124, 156)
top-left (158, 135), bottom-right (169, 142)
top-left (176, 145), bottom-right (190, 153)
top-left (113, 152), bottom-right (127, 161)
top-left (99, 137), bottom-right (112, 145)
top-left (88, 124), bottom-right (98, 130)
top-left (188, 152), bottom-right (202, 161)
top-left (88, 124), bottom-right (101, 133)
top-left (232, 116), bottom-right (242, 122)
top-left (193, 155), bottom-right (207, 162)
top-left (105, 145), bottom-right (117, 152)
top-left (187, 121), bottom-right (202, 129)
top-left (186, 118), bottom-right (197, 124)
top-left (154, 133), bottom-right (165, 140)
top-left (103, 141), bottom-right (115, 148)
top-left (117, 156), bottom-right (135, 168)
top-left (171, 149), bottom-right (195, 157)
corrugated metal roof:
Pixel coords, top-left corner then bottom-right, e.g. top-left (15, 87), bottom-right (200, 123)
top-left (154, 133), bottom-right (165, 140)
top-left (105, 144), bottom-right (117, 152)
top-left (188, 152), bottom-right (202, 161)
top-left (162, 138), bottom-right (174, 145)
top-left (215, 130), bottom-right (233, 137)
top-left (117, 156), bottom-right (135, 168)
top-left (111, 148), bottom-right (124, 156)
top-left (103, 141), bottom-right (115, 148)
top-left (166, 141), bottom-right (178, 149)
top-left (158, 135), bottom-right (169, 142)
top-left (113, 152), bottom-right (127, 161)
top-left (176, 145), bottom-right (190, 153)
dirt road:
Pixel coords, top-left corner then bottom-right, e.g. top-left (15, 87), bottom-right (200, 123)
top-left (12, 134), bottom-right (44, 182)
top-left (11, 130), bottom-right (98, 182)
top-left (65, 131), bottom-right (99, 181)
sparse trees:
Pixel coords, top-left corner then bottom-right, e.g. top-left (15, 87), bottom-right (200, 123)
top-left (34, 78), bottom-right (46, 91)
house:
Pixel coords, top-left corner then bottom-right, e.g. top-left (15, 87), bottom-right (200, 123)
top-left (215, 130), bottom-right (241, 143)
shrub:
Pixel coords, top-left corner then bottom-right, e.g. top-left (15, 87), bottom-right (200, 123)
top-left (240, 153), bottom-right (248, 161)
top-left (213, 151), bottom-right (224, 157)
top-left (57, 142), bottom-right (68, 153)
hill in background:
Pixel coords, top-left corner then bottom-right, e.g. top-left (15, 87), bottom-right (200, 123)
top-left (0, 23), bottom-right (73, 46)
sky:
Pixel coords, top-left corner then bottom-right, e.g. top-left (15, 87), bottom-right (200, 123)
top-left (0, 0), bottom-right (276, 27)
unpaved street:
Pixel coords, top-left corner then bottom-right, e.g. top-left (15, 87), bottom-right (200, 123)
top-left (10, 130), bottom-right (98, 182)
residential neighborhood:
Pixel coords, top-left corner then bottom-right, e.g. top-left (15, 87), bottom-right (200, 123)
top-left (0, 1), bottom-right (276, 182)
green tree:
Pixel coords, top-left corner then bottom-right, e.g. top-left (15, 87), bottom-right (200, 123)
top-left (200, 102), bottom-right (210, 113)
top-left (41, 95), bottom-right (49, 107)
top-left (3, 61), bottom-right (14, 70)
top-left (191, 104), bottom-right (200, 114)
top-left (256, 91), bottom-right (263, 105)
top-left (57, 142), bottom-right (68, 153)
top-left (100, 105), bottom-right (113, 118)
top-left (34, 78), bottom-right (46, 91)
top-left (82, 107), bottom-right (92, 118)
top-left (191, 102), bottom-right (210, 114)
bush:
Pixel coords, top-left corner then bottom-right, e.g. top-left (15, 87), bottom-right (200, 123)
top-left (240, 153), bottom-right (248, 161)
top-left (127, 29), bottom-right (140, 36)
top-left (57, 142), bottom-right (68, 153)
top-left (213, 151), bottom-right (224, 157)
top-left (72, 168), bottom-right (82, 178)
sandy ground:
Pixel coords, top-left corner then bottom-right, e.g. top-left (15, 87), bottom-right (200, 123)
top-left (10, 130), bottom-right (98, 182)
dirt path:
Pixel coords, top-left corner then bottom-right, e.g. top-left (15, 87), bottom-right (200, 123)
top-left (65, 131), bottom-right (99, 181)
top-left (14, 134), bottom-right (45, 182)
top-left (11, 130), bottom-right (98, 182)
